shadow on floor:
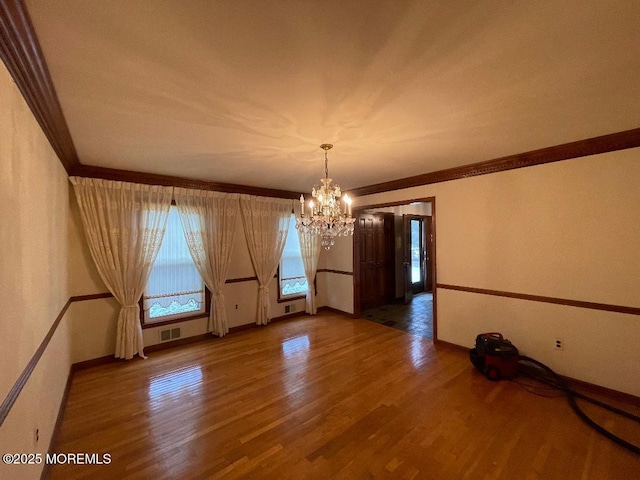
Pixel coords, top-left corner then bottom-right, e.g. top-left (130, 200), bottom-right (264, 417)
top-left (361, 292), bottom-right (433, 339)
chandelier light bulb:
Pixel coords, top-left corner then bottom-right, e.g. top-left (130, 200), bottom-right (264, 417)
top-left (343, 193), bottom-right (352, 215)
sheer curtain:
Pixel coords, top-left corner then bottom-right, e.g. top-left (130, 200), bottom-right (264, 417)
top-left (70, 177), bottom-right (172, 359)
top-left (280, 215), bottom-right (308, 296)
top-left (144, 206), bottom-right (204, 319)
top-left (298, 230), bottom-right (321, 314)
top-left (240, 195), bottom-right (292, 325)
top-left (174, 188), bottom-right (240, 336)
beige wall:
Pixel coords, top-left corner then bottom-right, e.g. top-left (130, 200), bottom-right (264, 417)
top-left (0, 64), bottom-right (71, 479)
top-left (317, 235), bottom-right (354, 314)
top-left (356, 150), bottom-right (640, 396)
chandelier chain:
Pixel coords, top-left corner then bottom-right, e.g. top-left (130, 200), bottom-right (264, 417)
top-left (325, 149), bottom-right (329, 179)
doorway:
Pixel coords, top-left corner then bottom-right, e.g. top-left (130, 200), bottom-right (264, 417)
top-left (403, 214), bottom-right (433, 303)
top-left (353, 198), bottom-right (436, 340)
top-left (410, 216), bottom-right (426, 294)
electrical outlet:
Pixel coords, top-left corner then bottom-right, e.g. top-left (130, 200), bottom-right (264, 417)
top-left (554, 338), bottom-right (564, 351)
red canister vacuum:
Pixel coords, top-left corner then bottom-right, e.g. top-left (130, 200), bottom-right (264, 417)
top-left (469, 332), bottom-right (519, 381)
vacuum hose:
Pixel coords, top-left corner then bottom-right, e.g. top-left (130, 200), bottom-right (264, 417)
top-left (518, 356), bottom-right (640, 456)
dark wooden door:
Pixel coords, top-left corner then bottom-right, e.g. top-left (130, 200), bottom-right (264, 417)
top-left (359, 213), bottom-right (393, 310)
top-left (425, 215), bottom-right (433, 292)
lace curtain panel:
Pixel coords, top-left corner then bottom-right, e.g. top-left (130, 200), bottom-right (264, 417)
top-left (70, 177), bottom-right (173, 360)
top-left (298, 230), bottom-right (321, 314)
top-left (240, 195), bottom-right (293, 325)
top-left (281, 215), bottom-right (308, 296)
top-left (174, 188), bottom-right (240, 337)
top-left (143, 206), bottom-right (204, 318)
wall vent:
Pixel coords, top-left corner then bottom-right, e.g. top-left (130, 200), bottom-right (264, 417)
top-left (285, 304), bottom-right (296, 314)
top-left (160, 327), bottom-right (181, 342)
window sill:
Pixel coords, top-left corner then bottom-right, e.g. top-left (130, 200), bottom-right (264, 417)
top-left (277, 294), bottom-right (306, 303)
top-left (141, 312), bottom-right (209, 329)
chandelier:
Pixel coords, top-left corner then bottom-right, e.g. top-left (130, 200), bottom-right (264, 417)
top-left (296, 144), bottom-right (355, 250)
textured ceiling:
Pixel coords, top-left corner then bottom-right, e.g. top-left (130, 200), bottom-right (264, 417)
top-left (24, 0), bottom-right (640, 193)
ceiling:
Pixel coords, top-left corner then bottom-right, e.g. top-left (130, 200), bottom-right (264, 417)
top-left (23, 0), bottom-right (640, 194)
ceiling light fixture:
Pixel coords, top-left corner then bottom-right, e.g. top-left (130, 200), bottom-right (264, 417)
top-left (296, 144), bottom-right (355, 250)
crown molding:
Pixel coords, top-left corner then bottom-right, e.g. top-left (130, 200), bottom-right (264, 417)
top-left (350, 127), bottom-right (640, 197)
top-left (0, 0), bottom-right (79, 173)
top-left (72, 164), bottom-right (301, 199)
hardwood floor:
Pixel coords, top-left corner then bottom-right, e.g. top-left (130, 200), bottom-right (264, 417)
top-left (362, 292), bottom-right (433, 339)
top-left (47, 313), bottom-right (639, 479)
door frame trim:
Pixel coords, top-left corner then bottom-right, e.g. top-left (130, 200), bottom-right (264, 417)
top-left (352, 196), bottom-right (437, 340)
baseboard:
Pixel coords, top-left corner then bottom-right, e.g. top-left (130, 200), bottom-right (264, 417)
top-left (71, 354), bottom-right (120, 372)
top-left (433, 339), bottom-right (639, 405)
top-left (271, 310), bottom-right (308, 323)
top-left (433, 338), bottom-right (470, 353)
top-left (563, 375), bottom-right (639, 406)
top-left (317, 306), bottom-right (357, 318)
top-left (75, 313), bottom-right (312, 362)
top-left (145, 333), bottom-right (213, 354)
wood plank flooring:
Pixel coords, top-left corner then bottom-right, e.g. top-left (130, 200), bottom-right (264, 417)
top-left (47, 313), bottom-right (639, 479)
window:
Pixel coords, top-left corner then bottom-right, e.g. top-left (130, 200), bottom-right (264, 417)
top-left (143, 206), bottom-right (205, 324)
top-left (279, 215), bottom-right (308, 300)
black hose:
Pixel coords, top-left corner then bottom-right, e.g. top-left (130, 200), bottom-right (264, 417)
top-left (572, 390), bottom-right (640, 423)
top-left (518, 355), bottom-right (640, 456)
